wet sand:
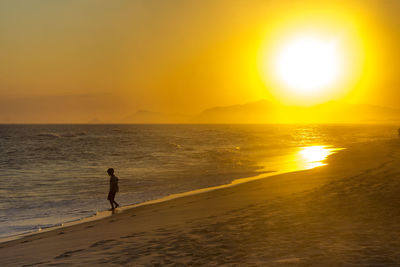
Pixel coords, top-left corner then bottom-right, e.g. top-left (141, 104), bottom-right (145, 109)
top-left (1, 139), bottom-right (400, 266)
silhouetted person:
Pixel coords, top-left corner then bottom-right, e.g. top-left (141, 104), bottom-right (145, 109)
top-left (107, 168), bottom-right (119, 210)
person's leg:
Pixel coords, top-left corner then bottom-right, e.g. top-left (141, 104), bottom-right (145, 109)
top-left (109, 199), bottom-right (115, 209)
top-left (108, 191), bottom-right (115, 209)
top-left (112, 192), bottom-right (119, 208)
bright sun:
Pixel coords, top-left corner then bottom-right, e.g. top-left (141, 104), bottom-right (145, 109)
top-left (275, 36), bottom-right (342, 93)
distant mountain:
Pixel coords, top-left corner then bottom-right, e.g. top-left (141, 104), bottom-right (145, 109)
top-left (194, 99), bottom-right (277, 123)
top-left (120, 100), bottom-right (400, 124)
top-left (306, 102), bottom-right (400, 123)
top-left (193, 100), bottom-right (400, 124)
top-left (120, 110), bottom-right (190, 124)
top-left (88, 118), bottom-right (102, 124)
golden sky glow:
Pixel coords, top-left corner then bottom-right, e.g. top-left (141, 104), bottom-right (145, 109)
top-left (257, 3), bottom-right (368, 106)
top-left (0, 0), bottom-right (399, 123)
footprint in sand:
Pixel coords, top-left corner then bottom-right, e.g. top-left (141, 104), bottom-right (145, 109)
top-left (121, 234), bottom-right (135, 239)
top-left (22, 261), bottom-right (50, 267)
top-left (274, 257), bottom-right (301, 263)
top-left (54, 249), bottom-right (85, 259)
top-left (90, 239), bottom-right (116, 248)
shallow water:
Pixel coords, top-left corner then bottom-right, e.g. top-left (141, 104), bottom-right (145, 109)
top-left (0, 124), bottom-right (397, 238)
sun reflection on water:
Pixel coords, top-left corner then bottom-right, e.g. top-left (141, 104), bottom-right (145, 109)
top-left (297, 145), bottom-right (341, 169)
top-left (258, 145), bottom-right (343, 174)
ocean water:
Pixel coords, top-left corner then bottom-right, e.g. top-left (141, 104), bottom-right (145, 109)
top-left (0, 124), bottom-right (398, 239)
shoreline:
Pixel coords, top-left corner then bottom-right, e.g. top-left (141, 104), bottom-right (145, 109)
top-left (1, 139), bottom-right (398, 266)
top-left (1, 145), bottom-right (342, 244)
top-left (0, 171), bottom-right (277, 244)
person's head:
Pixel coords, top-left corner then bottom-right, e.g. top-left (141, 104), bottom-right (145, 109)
top-left (107, 168), bottom-right (114, 176)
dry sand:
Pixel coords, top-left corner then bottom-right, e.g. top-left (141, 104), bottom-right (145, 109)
top-left (1, 139), bottom-right (400, 266)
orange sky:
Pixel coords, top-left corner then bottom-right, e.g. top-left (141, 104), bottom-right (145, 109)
top-left (0, 0), bottom-right (399, 123)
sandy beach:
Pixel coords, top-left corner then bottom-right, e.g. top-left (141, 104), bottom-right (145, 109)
top-left (2, 139), bottom-right (400, 266)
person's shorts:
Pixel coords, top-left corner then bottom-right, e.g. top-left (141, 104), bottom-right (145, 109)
top-left (107, 191), bottom-right (116, 201)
